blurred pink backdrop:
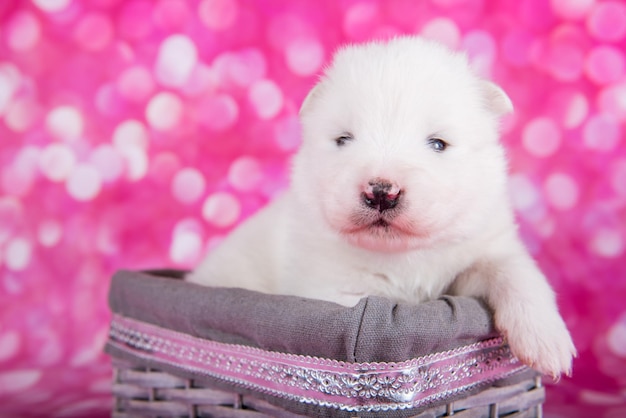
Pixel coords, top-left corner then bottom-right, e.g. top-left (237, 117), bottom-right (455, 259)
top-left (1, 0), bottom-right (625, 416)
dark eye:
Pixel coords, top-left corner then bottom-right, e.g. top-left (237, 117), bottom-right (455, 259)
top-left (335, 133), bottom-right (354, 147)
top-left (427, 137), bottom-right (449, 152)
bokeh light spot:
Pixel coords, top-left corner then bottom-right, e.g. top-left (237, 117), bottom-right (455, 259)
top-left (46, 106), bottom-right (84, 142)
top-left (74, 13), bottom-right (113, 51)
top-left (198, 0), bottom-right (239, 31)
top-left (38, 220), bottom-right (63, 247)
top-left (562, 92), bottom-right (588, 129)
top-left (170, 219), bottom-right (204, 265)
top-left (5, 98), bottom-right (40, 133)
top-left (502, 29), bottom-right (535, 67)
top-left (267, 14), bottom-right (313, 50)
top-left (589, 228), bottom-right (624, 258)
top-left (39, 143), bottom-right (76, 182)
top-left (462, 31), bottom-right (496, 77)
top-left (94, 83), bottom-right (124, 117)
top-left (170, 229), bottom-right (203, 266)
top-left (202, 192), bottom-right (241, 228)
top-left (598, 81), bottom-right (626, 121)
top-left (36, 331), bottom-right (62, 366)
top-left (0, 331), bottom-right (21, 362)
top-left (0, 370), bottom-right (41, 393)
top-left (5, 237), bottom-right (32, 271)
top-left (113, 126), bottom-right (148, 181)
top-left (343, 2), bottom-right (380, 40)
top-left (585, 45), bottom-right (625, 85)
top-left (586, 1), bottom-right (626, 42)
top-left (149, 152), bottom-right (181, 184)
top-left (117, 66), bottom-right (155, 103)
top-left (582, 113), bottom-right (621, 151)
top-left (182, 64), bottom-right (217, 97)
top-left (421, 17), bottom-right (461, 49)
top-left (285, 38), bottom-right (324, 77)
top-left (113, 120), bottom-right (148, 151)
top-left (0, 197), bottom-right (22, 244)
top-left (228, 156), bottom-right (262, 192)
top-left (153, 0), bottom-right (190, 30)
top-left (66, 164), bottom-right (102, 201)
top-left (32, 0), bottom-right (71, 13)
top-left (145, 92), bottom-right (184, 131)
top-left (546, 40), bottom-right (585, 82)
top-left (89, 145), bottom-right (124, 183)
top-left (273, 116), bottom-right (301, 152)
top-left (215, 49), bottom-right (267, 88)
top-left (607, 315), bottom-right (626, 357)
top-left (548, 90), bottom-right (589, 129)
top-left (509, 174), bottom-right (540, 212)
top-left (550, 0), bottom-right (595, 20)
top-left (610, 159), bottom-right (626, 197)
top-left (172, 168), bottom-right (206, 204)
top-left (544, 173), bottom-right (579, 210)
top-left (0, 65), bottom-right (20, 115)
top-left (2, 146), bottom-right (39, 197)
top-left (155, 34), bottom-right (198, 88)
top-left (249, 80), bottom-right (283, 120)
top-left (118, 146), bottom-right (148, 181)
top-left (522, 117), bottom-right (562, 157)
top-left (6, 11), bottom-right (41, 52)
top-left (198, 94), bottom-right (238, 131)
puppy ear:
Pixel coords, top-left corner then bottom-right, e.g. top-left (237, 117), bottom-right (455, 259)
top-left (481, 81), bottom-right (513, 116)
top-left (299, 84), bottom-right (321, 115)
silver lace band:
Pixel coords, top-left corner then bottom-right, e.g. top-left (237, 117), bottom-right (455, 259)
top-left (107, 314), bottom-right (526, 412)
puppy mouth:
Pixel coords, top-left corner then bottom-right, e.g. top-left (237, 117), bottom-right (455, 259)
top-left (339, 214), bottom-right (425, 252)
top-left (371, 218), bottom-right (390, 228)
top-left (342, 214), bottom-right (410, 235)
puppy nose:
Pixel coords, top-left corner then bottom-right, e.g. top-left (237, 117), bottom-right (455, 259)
top-left (362, 179), bottom-right (402, 212)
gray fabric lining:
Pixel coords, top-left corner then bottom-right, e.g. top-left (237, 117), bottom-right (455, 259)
top-left (108, 270), bottom-right (498, 362)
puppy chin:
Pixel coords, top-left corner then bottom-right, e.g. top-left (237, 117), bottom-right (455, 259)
top-left (343, 232), bottom-right (413, 252)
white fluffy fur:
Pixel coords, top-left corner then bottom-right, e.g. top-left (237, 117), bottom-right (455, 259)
top-left (188, 36), bottom-right (576, 377)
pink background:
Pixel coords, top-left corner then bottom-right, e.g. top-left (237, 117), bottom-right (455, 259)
top-left (1, 0), bottom-right (625, 416)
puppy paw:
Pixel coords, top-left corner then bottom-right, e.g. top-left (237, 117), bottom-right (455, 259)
top-left (496, 308), bottom-right (577, 379)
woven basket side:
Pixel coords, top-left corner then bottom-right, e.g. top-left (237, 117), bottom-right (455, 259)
top-left (432, 378), bottom-right (544, 418)
top-left (112, 359), bottom-right (305, 418)
top-left (111, 359), bottom-right (544, 418)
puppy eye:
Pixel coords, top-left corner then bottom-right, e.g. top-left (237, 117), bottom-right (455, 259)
top-left (427, 137), bottom-right (449, 152)
top-left (335, 133), bottom-right (354, 147)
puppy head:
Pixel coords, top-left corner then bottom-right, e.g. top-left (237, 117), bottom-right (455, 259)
top-left (292, 36), bottom-right (513, 253)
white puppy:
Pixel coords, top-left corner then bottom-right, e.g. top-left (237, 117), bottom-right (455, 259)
top-left (188, 36), bottom-right (576, 378)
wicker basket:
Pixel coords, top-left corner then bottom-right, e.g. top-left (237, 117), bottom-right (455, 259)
top-left (105, 270), bottom-right (545, 417)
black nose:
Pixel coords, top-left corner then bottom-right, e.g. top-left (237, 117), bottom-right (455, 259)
top-left (362, 181), bottom-right (401, 212)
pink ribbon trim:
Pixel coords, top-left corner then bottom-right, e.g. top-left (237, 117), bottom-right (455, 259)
top-left (108, 314), bottom-right (526, 412)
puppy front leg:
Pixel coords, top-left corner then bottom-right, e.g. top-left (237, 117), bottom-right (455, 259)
top-left (451, 252), bottom-right (576, 379)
